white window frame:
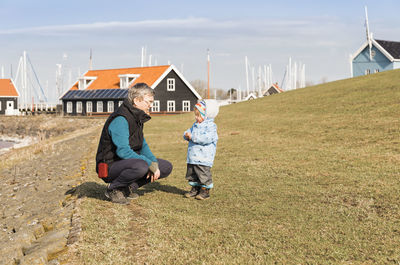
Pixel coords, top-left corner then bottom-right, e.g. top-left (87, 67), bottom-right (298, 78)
top-left (78, 76), bottom-right (97, 90)
top-left (0, 101), bottom-right (2, 111)
top-left (107, 101), bottom-right (114, 112)
top-left (167, 78), bottom-right (175, 91)
top-left (365, 69), bottom-right (371, 75)
top-left (87, 101), bottom-right (93, 113)
top-left (76, 101), bottom-right (82, 113)
top-left (167, 100), bottom-right (175, 112)
top-left (151, 100), bottom-right (160, 112)
top-left (119, 74), bottom-right (140, 89)
top-left (118, 101), bottom-right (123, 107)
top-left (97, 101), bottom-right (103, 113)
top-left (66, 102), bottom-right (73, 113)
top-left (182, 100), bottom-right (190, 112)
top-left (374, 69), bottom-right (380, 73)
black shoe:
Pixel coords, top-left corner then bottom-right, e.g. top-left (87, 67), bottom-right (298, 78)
top-left (195, 187), bottom-right (210, 200)
top-left (124, 186), bottom-right (139, 200)
top-left (184, 186), bottom-right (200, 198)
top-left (105, 188), bottom-right (130, 205)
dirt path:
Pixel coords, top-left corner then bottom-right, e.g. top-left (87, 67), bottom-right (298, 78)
top-left (0, 117), bottom-right (103, 265)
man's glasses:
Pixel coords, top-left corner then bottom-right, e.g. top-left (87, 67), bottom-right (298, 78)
top-left (143, 98), bottom-right (154, 107)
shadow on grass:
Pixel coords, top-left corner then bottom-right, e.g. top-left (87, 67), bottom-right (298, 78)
top-left (139, 182), bottom-right (186, 196)
top-left (65, 181), bottom-right (186, 201)
top-left (65, 181), bottom-right (108, 201)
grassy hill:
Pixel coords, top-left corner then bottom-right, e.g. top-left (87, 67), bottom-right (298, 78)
top-left (74, 69), bottom-right (400, 264)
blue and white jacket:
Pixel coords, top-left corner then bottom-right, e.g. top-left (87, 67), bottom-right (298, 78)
top-left (183, 118), bottom-right (218, 167)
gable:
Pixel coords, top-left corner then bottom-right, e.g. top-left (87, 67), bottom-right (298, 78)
top-left (0, 79), bottom-right (19, 97)
top-left (354, 45), bottom-right (391, 63)
top-left (152, 65), bottom-right (201, 99)
top-left (352, 39), bottom-right (400, 63)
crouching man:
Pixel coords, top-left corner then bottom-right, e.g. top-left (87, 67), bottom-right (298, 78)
top-left (96, 83), bottom-right (173, 204)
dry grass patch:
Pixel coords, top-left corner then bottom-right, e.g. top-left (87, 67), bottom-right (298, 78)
top-left (70, 70), bottom-right (399, 264)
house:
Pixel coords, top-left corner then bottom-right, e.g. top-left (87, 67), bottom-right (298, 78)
top-left (60, 65), bottom-right (201, 116)
top-left (0, 79), bottom-right (19, 115)
top-left (351, 38), bottom-right (400, 77)
top-left (244, 92), bottom-right (258, 101)
top-left (263, 83), bottom-right (284, 96)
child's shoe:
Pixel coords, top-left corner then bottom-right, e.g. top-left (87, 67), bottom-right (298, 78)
top-left (184, 186), bottom-right (200, 198)
top-left (195, 187), bottom-right (210, 200)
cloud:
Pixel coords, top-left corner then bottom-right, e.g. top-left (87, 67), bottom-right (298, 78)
top-left (0, 16), bottom-right (345, 41)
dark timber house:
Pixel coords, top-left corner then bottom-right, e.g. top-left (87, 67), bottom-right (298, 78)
top-left (60, 65), bottom-right (201, 116)
top-left (263, 83), bottom-right (284, 96)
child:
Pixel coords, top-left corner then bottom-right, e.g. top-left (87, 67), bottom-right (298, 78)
top-left (183, 99), bottom-right (219, 200)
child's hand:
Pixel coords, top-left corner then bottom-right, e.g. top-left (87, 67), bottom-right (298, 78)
top-left (185, 132), bottom-right (192, 140)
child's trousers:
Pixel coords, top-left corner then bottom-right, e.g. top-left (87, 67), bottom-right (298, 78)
top-left (185, 164), bottom-right (213, 188)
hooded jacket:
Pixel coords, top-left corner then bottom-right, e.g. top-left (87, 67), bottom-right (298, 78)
top-left (183, 100), bottom-right (219, 167)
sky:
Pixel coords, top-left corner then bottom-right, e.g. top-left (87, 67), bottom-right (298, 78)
top-left (1, 0), bottom-right (400, 103)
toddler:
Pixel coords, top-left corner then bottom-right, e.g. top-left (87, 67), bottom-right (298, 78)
top-left (183, 99), bottom-right (219, 200)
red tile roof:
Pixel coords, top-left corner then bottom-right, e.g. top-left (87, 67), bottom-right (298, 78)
top-left (69, 65), bottom-right (170, 91)
top-left (0, 79), bottom-right (19, 97)
top-left (272, 83), bottom-right (284, 93)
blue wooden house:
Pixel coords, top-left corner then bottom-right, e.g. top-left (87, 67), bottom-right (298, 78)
top-left (351, 39), bottom-right (400, 77)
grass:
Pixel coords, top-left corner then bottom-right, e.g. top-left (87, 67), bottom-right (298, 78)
top-left (74, 69), bottom-right (399, 264)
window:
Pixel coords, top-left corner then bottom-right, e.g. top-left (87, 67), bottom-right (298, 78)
top-left (97, 101), bottom-right (103, 112)
top-left (67, 102), bottom-right (73, 113)
top-left (374, 69), bottom-right (380, 73)
top-left (365, 69), bottom-right (371, 75)
top-left (167, 100), bottom-right (175, 112)
top-left (76, 101), bottom-right (82, 113)
top-left (78, 76), bottom-right (96, 90)
top-left (182, 100), bottom-right (190, 112)
top-left (118, 101), bottom-right (123, 107)
top-left (119, 74), bottom-right (140, 89)
top-left (107, 101), bottom-right (114, 112)
top-left (167, 78), bottom-right (175, 91)
top-left (87, 101), bottom-right (93, 113)
top-left (152, 100), bottom-right (160, 112)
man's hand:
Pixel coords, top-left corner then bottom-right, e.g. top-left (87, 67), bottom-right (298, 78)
top-left (185, 132), bottom-right (192, 140)
top-left (147, 169), bottom-right (161, 182)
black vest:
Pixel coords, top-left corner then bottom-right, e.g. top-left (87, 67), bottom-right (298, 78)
top-left (95, 98), bottom-right (151, 172)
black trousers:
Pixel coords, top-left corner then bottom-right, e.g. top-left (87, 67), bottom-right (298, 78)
top-left (107, 158), bottom-right (172, 190)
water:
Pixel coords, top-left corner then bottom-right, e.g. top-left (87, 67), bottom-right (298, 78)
top-left (0, 140), bottom-right (15, 149)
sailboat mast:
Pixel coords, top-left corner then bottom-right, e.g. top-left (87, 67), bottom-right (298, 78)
top-left (207, 49), bottom-right (210, 99)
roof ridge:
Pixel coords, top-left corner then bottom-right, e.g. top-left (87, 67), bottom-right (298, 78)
top-left (375, 39), bottom-right (400, 44)
top-left (88, 65), bottom-right (170, 72)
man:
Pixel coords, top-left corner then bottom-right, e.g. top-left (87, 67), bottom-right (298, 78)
top-left (96, 83), bottom-right (173, 204)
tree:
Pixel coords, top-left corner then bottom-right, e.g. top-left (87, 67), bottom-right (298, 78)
top-left (227, 88), bottom-right (237, 100)
top-left (320, 77), bottom-right (328, 84)
top-left (190, 79), bottom-right (207, 98)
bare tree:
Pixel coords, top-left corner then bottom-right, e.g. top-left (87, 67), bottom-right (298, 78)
top-left (227, 88), bottom-right (237, 100)
top-left (190, 79), bottom-right (231, 100)
top-left (320, 77), bottom-right (328, 84)
top-left (190, 79), bottom-right (207, 98)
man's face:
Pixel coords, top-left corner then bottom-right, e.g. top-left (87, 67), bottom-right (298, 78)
top-left (134, 94), bottom-right (154, 114)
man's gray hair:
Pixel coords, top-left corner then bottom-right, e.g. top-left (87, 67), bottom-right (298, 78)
top-left (128, 83), bottom-right (155, 103)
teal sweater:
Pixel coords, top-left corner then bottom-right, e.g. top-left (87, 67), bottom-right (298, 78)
top-left (108, 116), bottom-right (157, 166)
